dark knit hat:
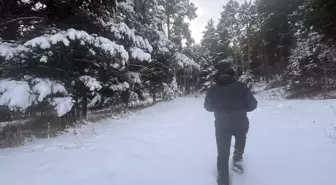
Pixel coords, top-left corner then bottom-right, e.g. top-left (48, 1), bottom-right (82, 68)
top-left (214, 62), bottom-right (236, 84)
top-left (215, 62), bottom-right (235, 76)
top-left (215, 62), bottom-right (231, 71)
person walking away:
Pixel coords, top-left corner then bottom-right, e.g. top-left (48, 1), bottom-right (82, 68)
top-left (204, 67), bottom-right (258, 185)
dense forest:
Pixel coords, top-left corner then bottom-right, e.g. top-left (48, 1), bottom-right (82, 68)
top-left (0, 0), bottom-right (199, 117)
top-left (0, 0), bottom-right (199, 146)
top-left (0, 0), bottom-right (336, 146)
top-left (198, 0), bottom-right (336, 95)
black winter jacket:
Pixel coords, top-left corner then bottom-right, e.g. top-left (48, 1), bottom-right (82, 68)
top-left (204, 75), bottom-right (258, 129)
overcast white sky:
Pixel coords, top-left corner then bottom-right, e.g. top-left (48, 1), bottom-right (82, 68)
top-left (190, 0), bottom-right (244, 43)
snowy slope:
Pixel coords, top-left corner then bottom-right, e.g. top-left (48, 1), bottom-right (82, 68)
top-left (1, 97), bottom-right (336, 185)
top-left (252, 81), bottom-right (287, 100)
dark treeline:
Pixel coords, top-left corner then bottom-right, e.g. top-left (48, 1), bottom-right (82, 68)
top-left (196, 0), bottom-right (336, 94)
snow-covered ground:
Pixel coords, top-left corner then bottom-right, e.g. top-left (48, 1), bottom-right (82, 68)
top-left (253, 81), bottom-right (287, 100)
top-left (1, 95), bottom-right (336, 185)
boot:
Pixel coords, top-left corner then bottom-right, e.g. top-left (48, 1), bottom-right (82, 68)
top-left (232, 158), bottom-right (244, 173)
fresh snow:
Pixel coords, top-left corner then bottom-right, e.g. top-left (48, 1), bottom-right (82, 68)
top-left (50, 33), bottom-right (70, 46)
top-left (32, 2), bottom-right (46, 11)
top-left (51, 97), bottom-right (74, 117)
top-left (1, 96), bottom-right (336, 185)
top-left (32, 78), bottom-right (68, 102)
top-left (0, 80), bottom-right (33, 111)
top-left (95, 36), bottom-right (129, 64)
top-left (111, 22), bottom-right (135, 40)
top-left (130, 47), bottom-right (151, 62)
top-left (144, 39), bottom-right (153, 53)
top-left (23, 29), bottom-right (129, 64)
top-left (126, 72), bottom-right (142, 84)
top-left (117, 0), bottom-right (135, 13)
top-left (0, 42), bottom-right (29, 60)
top-left (252, 82), bottom-right (287, 100)
top-left (24, 36), bottom-right (51, 49)
top-left (110, 22), bottom-right (153, 53)
top-left (33, 79), bottom-right (53, 102)
top-left (39, 55), bottom-right (48, 63)
top-left (155, 31), bottom-right (175, 53)
top-left (134, 36), bottom-right (153, 53)
top-left (0, 78), bottom-right (68, 111)
top-left (0, 44), bottom-right (16, 60)
top-left (170, 77), bottom-right (179, 93)
top-left (110, 82), bottom-right (130, 91)
top-left (88, 94), bottom-right (102, 108)
top-left (79, 76), bottom-right (102, 91)
top-left (255, 87), bottom-right (286, 100)
top-left (173, 52), bottom-right (200, 69)
top-left (51, 82), bottom-right (68, 95)
top-left (89, 49), bottom-right (96, 56)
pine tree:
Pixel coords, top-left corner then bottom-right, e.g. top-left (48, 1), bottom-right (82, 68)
top-left (0, 0), bottom-right (118, 40)
top-left (304, 0), bottom-right (336, 40)
top-left (287, 0), bottom-right (336, 92)
top-left (157, 0), bottom-right (197, 48)
top-left (201, 19), bottom-right (218, 56)
top-left (216, 0), bottom-right (238, 66)
top-left (0, 0), bottom-right (200, 119)
top-left (255, 0), bottom-right (301, 80)
top-left (198, 19), bottom-right (219, 91)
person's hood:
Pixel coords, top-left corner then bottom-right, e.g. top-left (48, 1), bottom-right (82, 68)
top-left (216, 74), bottom-right (235, 85)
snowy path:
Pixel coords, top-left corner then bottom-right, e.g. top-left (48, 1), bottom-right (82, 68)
top-left (1, 97), bottom-right (336, 185)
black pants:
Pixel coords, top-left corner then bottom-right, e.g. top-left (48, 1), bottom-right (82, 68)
top-left (215, 128), bottom-right (248, 185)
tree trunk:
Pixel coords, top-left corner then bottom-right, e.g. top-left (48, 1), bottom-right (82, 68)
top-left (75, 98), bottom-right (81, 120)
top-left (166, 3), bottom-right (171, 39)
top-left (152, 91), bottom-right (157, 103)
top-left (324, 62), bottom-right (328, 99)
top-left (241, 52), bottom-right (245, 73)
top-left (150, 85), bottom-right (157, 103)
top-left (247, 23), bottom-right (251, 71)
top-left (238, 39), bottom-right (245, 73)
top-left (183, 72), bottom-right (187, 96)
top-left (81, 96), bottom-right (87, 119)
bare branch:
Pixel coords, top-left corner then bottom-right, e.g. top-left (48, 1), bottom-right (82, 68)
top-left (37, 64), bottom-right (64, 72)
top-left (0, 17), bottom-right (44, 26)
top-left (73, 59), bottom-right (95, 63)
top-left (128, 64), bottom-right (149, 69)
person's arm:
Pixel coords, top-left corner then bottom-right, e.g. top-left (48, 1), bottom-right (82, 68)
top-left (204, 88), bottom-right (215, 112)
top-left (246, 86), bottom-right (258, 112)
